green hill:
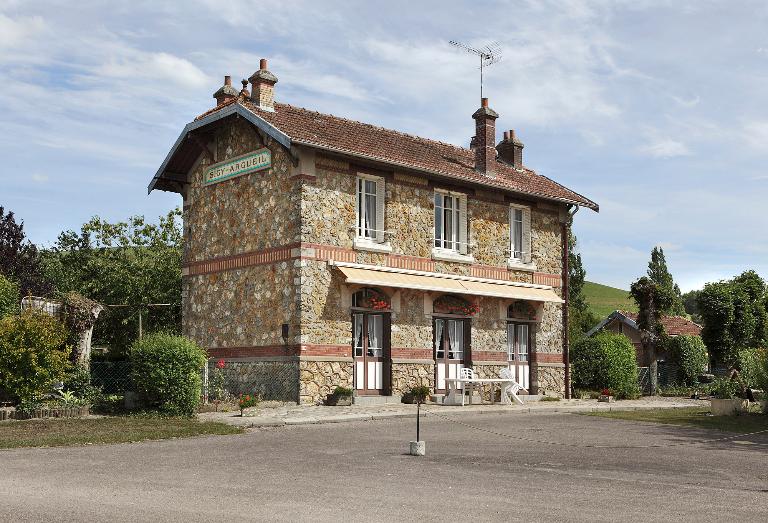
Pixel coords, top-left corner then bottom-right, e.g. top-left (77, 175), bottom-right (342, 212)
top-left (583, 281), bottom-right (637, 318)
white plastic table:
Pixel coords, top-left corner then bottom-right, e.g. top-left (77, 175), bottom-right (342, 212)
top-left (443, 378), bottom-right (525, 406)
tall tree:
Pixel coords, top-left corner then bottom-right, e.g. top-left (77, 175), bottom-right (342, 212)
top-left (568, 232), bottom-right (598, 341)
top-left (42, 209), bottom-right (182, 354)
top-left (630, 276), bottom-right (674, 394)
top-left (0, 206), bottom-right (52, 296)
top-left (646, 246), bottom-right (685, 315)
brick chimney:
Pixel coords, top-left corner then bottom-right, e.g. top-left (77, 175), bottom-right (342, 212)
top-left (212, 75), bottom-right (238, 106)
top-left (496, 129), bottom-right (524, 169)
top-left (249, 58), bottom-right (278, 111)
top-left (472, 98), bottom-right (499, 176)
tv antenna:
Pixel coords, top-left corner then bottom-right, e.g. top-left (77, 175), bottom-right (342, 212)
top-left (449, 40), bottom-right (502, 99)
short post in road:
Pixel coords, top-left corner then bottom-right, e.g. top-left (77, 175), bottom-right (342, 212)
top-left (409, 398), bottom-right (426, 456)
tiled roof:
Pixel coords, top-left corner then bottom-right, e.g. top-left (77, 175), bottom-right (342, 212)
top-left (196, 99), bottom-right (598, 210)
top-left (619, 311), bottom-right (702, 337)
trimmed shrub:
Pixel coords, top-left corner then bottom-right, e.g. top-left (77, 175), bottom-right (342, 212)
top-left (571, 331), bottom-right (640, 399)
top-left (667, 335), bottom-right (708, 386)
top-left (0, 274), bottom-right (19, 318)
top-left (130, 333), bottom-right (207, 416)
top-left (0, 310), bottom-right (71, 403)
top-left (736, 348), bottom-right (768, 391)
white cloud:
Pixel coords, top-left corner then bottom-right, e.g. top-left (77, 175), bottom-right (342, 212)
top-left (30, 173), bottom-right (48, 183)
top-left (742, 121), bottom-right (768, 151)
top-left (97, 51), bottom-right (209, 89)
top-left (638, 138), bottom-right (691, 158)
top-left (0, 12), bottom-right (44, 50)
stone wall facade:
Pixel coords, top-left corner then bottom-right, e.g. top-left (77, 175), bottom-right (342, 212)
top-left (181, 117), bottom-right (569, 404)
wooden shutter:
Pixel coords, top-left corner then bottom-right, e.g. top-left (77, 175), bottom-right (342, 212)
top-left (375, 178), bottom-right (385, 243)
top-left (459, 194), bottom-right (468, 254)
top-left (383, 313), bottom-right (392, 393)
top-left (522, 208), bottom-right (532, 263)
top-left (463, 318), bottom-right (472, 367)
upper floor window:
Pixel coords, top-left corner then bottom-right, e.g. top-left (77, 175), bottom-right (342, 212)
top-left (356, 174), bottom-right (385, 243)
top-left (509, 204), bottom-right (532, 265)
top-left (434, 191), bottom-right (468, 254)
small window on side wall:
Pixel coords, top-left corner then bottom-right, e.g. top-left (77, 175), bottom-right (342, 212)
top-left (356, 175), bottom-right (385, 243)
top-left (434, 191), bottom-right (468, 254)
top-left (509, 204), bottom-right (532, 265)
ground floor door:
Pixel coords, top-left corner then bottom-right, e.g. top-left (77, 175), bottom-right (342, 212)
top-left (353, 312), bottom-right (390, 395)
top-left (507, 322), bottom-right (530, 392)
top-left (434, 318), bottom-right (470, 393)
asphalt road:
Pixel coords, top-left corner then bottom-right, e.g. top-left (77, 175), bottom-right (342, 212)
top-left (1, 412), bottom-right (767, 522)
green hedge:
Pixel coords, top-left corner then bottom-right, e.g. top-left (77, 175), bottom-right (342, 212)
top-left (666, 335), bottom-right (708, 385)
top-left (0, 311), bottom-right (71, 403)
top-left (130, 333), bottom-right (207, 416)
top-left (571, 331), bottom-right (640, 399)
top-left (736, 348), bottom-right (768, 391)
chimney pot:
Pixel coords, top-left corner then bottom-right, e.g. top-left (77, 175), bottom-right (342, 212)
top-left (503, 130), bottom-right (509, 141)
top-left (213, 75), bottom-right (239, 105)
top-left (249, 59), bottom-right (278, 111)
top-left (497, 129), bottom-right (524, 169)
top-left (472, 98), bottom-right (499, 176)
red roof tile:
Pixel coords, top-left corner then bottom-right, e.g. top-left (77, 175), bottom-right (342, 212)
top-left (620, 311), bottom-right (702, 337)
top-left (197, 99), bottom-right (598, 210)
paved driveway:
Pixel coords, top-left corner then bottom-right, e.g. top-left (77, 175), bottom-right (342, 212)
top-left (2, 412), bottom-right (766, 522)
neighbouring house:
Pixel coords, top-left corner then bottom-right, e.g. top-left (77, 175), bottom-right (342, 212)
top-left (148, 59), bottom-right (598, 404)
top-left (586, 310), bottom-right (702, 366)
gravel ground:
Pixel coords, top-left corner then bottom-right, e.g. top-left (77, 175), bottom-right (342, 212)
top-left (2, 409), bottom-right (766, 522)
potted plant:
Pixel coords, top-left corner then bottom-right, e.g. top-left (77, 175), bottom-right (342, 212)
top-left (709, 377), bottom-right (747, 416)
top-left (402, 385), bottom-right (431, 404)
top-left (598, 388), bottom-right (615, 403)
top-left (238, 393), bottom-right (259, 416)
top-left (325, 386), bottom-right (353, 406)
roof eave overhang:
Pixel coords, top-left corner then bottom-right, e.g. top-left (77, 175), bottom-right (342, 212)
top-left (293, 139), bottom-right (599, 211)
top-left (148, 104), bottom-right (292, 194)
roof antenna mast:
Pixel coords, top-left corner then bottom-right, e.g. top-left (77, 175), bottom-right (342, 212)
top-left (449, 40), bottom-right (502, 99)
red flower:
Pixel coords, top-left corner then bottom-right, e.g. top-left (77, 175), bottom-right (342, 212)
top-left (216, 359), bottom-right (226, 369)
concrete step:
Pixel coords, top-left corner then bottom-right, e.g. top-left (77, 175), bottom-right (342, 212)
top-left (352, 395), bottom-right (403, 406)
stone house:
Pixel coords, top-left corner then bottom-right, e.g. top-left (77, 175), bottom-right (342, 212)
top-left (148, 59), bottom-right (598, 404)
top-left (586, 310), bottom-right (702, 366)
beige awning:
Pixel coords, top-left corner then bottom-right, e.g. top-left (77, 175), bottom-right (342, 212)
top-left (336, 264), bottom-right (563, 303)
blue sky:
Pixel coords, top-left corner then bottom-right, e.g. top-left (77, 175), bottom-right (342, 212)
top-left (1, 0), bottom-right (766, 291)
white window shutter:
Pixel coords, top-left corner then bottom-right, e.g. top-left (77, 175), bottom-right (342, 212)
top-left (375, 178), bottom-right (385, 243)
top-left (459, 195), bottom-right (468, 254)
top-left (522, 208), bottom-right (532, 263)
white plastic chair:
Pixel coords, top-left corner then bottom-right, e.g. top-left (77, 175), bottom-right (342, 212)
top-left (499, 368), bottom-right (525, 405)
top-left (459, 367), bottom-right (476, 406)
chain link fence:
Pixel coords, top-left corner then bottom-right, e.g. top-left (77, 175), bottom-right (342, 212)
top-left (637, 367), bottom-right (651, 395)
top-left (204, 360), bottom-right (299, 403)
top-left (90, 361), bottom-right (133, 394)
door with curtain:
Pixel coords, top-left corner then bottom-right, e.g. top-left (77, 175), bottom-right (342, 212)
top-left (434, 318), bottom-right (471, 394)
top-left (352, 312), bottom-right (390, 395)
top-left (507, 322), bottom-right (530, 392)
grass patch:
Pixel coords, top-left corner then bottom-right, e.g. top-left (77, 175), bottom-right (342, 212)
top-left (0, 416), bottom-right (243, 449)
top-left (583, 281), bottom-right (637, 318)
top-left (584, 407), bottom-right (768, 433)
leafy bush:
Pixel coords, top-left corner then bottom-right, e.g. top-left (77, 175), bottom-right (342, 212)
top-left (0, 274), bottom-right (19, 318)
top-left (332, 386), bottom-right (353, 398)
top-left (63, 364), bottom-right (102, 405)
top-left (711, 376), bottom-right (740, 399)
top-left (667, 335), bottom-right (708, 385)
top-left (238, 393), bottom-right (259, 415)
top-left (0, 311), bottom-right (70, 403)
top-left (129, 333), bottom-right (206, 416)
top-left (92, 394), bottom-right (125, 415)
top-left (403, 385), bottom-right (431, 404)
top-left (571, 332), bottom-right (640, 399)
top-left (736, 348), bottom-right (768, 391)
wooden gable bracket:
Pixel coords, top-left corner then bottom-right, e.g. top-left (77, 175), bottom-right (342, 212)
top-left (188, 133), bottom-right (215, 163)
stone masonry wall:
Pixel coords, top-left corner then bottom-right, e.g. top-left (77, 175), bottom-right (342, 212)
top-left (299, 360), bottom-right (353, 404)
top-left (533, 365), bottom-right (566, 398)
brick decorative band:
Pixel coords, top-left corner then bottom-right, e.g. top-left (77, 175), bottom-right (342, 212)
top-left (391, 348), bottom-right (432, 359)
top-left (315, 160), bottom-right (349, 175)
top-left (472, 351), bottom-right (507, 362)
top-left (533, 272), bottom-right (562, 287)
top-left (185, 242), bottom-right (562, 288)
top-left (533, 352), bottom-right (565, 364)
top-left (208, 344), bottom-right (350, 359)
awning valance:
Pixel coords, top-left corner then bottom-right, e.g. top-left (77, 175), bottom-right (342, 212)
top-left (335, 263), bottom-right (563, 303)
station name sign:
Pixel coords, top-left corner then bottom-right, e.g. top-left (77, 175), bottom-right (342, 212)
top-left (204, 148), bottom-right (271, 186)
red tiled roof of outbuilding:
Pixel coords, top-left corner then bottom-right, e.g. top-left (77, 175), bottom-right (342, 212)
top-left (619, 311), bottom-right (702, 337)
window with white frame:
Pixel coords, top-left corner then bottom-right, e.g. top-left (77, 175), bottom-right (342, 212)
top-left (434, 191), bottom-right (467, 254)
top-left (356, 175), bottom-right (385, 243)
top-left (509, 204), bottom-right (532, 264)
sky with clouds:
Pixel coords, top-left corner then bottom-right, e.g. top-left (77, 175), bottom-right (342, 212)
top-left (1, 0), bottom-right (766, 292)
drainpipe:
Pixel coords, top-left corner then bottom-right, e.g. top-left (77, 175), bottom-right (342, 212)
top-left (562, 205), bottom-right (579, 399)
